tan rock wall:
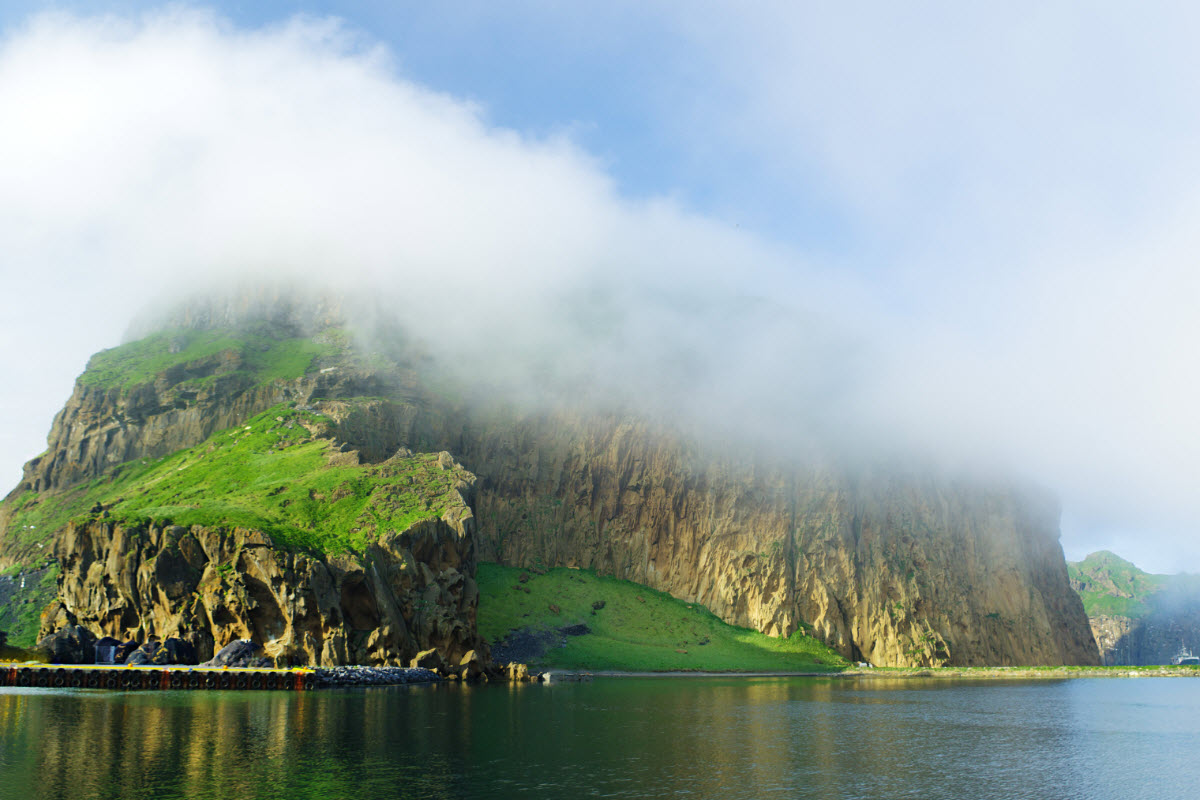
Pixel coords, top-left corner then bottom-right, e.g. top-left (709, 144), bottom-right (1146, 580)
top-left (449, 412), bottom-right (1100, 667)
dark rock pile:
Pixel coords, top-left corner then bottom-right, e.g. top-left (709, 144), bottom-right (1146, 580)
top-left (490, 625), bottom-right (588, 666)
top-left (407, 647), bottom-right (494, 681)
top-left (315, 666), bottom-right (441, 686)
top-left (32, 626), bottom-right (523, 684)
top-left (121, 638), bottom-right (198, 666)
top-left (37, 625), bottom-right (96, 664)
top-left (200, 639), bottom-right (271, 669)
top-left (37, 627), bottom-right (201, 666)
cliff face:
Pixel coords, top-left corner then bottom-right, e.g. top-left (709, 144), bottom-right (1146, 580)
top-left (0, 564), bottom-right (57, 648)
top-left (1085, 613), bottom-right (1200, 665)
top-left (41, 500), bottom-right (484, 667)
top-left (0, 305), bottom-right (1101, 667)
top-left (454, 412), bottom-right (1098, 666)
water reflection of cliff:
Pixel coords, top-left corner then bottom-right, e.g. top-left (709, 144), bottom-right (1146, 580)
top-left (0, 681), bottom-right (1031, 798)
top-left (3, 678), bottom-right (1190, 799)
top-left (0, 688), bottom-right (463, 799)
top-left (0, 681), bottom-right (858, 798)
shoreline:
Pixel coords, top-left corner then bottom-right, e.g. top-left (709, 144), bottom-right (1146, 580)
top-left (571, 665), bottom-right (1200, 679)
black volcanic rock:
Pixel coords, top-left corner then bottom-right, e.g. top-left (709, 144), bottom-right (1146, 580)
top-left (37, 625), bottom-right (96, 664)
top-left (201, 639), bottom-right (261, 668)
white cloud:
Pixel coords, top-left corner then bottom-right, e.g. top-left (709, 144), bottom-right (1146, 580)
top-left (0, 8), bottom-right (836, 476)
top-left (2, 6), bottom-right (1200, 572)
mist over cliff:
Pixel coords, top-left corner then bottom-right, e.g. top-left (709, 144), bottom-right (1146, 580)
top-left (0, 293), bottom-right (1099, 667)
top-left (3, 7), bottom-right (1200, 570)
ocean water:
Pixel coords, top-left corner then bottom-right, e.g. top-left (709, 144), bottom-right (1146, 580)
top-left (1, 676), bottom-right (1198, 799)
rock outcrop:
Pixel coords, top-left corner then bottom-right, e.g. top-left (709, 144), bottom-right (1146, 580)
top-left (39, 497), bottom-right (486, 667)
top-left (201, 639), bottom-right (264, 668)
top-left (36, 624), bottom-right (96, 664)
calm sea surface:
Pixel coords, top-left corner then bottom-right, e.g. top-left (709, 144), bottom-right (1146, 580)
top-left (1, 676), bottom-right (1198, 799)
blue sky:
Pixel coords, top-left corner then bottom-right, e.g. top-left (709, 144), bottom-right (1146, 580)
top-left (3, 2), bottom-right (1200, 572)
top-left (0, 1), bottom-right (865, 251)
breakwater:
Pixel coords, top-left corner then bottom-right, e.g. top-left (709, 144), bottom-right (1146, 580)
top-left (1, 663), bottom-right (453, 690)
top-left (313, 665), bottom-right (441, 686)
top-left (4, 664), bottom-right (317, 690)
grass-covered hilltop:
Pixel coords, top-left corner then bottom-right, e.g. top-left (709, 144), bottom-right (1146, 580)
top-left (0, 290), bottom-right (1104, 669)
top-left (1069, 551), bottom-right (1200, 665)
top-left (1070, 550), bottom-right (1170, 619)
top-left (0, 307), bottom-right (491, 664)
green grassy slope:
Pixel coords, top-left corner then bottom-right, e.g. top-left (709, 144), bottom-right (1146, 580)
top-left (1068, 551), bottom-right (1168, 618)
top-left (477, 562), bottom-right (848, 672)
top-left (78, 326), bottom-right (344, 393)
top-left (0, 563), bottom-right (58, 648)
top-left (6, 404), bottom-right (463, 555)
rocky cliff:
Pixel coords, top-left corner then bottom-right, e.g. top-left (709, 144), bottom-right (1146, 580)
top-left (17, 332), bottom-right (413, 497)
top-left (42, 511), bottom-right (483, 667)
top-left (449, 412), bottom-right (1097, 666)
top-left (1085, 612), bottom-right (1200, 666)
top-left (0, 320), bottom-right (487, 666)
top-left (0, 563), bottom-right (57, 648)
top-left (0, 297), bottom-right (1100, 667)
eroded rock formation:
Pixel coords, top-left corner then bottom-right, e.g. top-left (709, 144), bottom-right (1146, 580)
top-left (18, 354), bottom-right (412, 496)
top-left (40, 488), bottom-right (485, 667)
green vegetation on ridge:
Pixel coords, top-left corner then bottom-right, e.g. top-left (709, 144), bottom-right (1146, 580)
top-left (0, 563), bottom-right (58, 648)
top-left (1069, 550), bottom-right (1168, 618)
top-left (78, 326), bottom-right (342, 393)
top-left (6, 404), bottom-right (464, 555)
top-left (477, 562), bottom-right (848, 672)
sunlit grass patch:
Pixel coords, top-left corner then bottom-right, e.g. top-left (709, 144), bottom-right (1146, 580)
top-left (477, 562), bottom-right (848, 672)
top-left (9, 405), bottom-right (466, 556)
top-left (77, 327), bottom-right (341, 392)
